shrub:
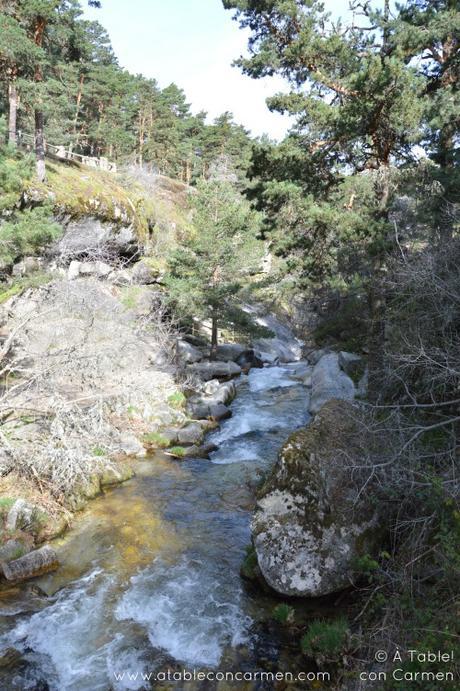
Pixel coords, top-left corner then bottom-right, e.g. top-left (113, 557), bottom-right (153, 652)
top-left (300, 618), bottom-right (349, 660)
top-left (0, 143), bottom-right (33, 211)
top-left (0, 207), bottom-right (62, 268)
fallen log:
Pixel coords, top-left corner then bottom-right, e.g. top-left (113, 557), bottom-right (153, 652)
top-left (1, 545), bottom-right (59, 582)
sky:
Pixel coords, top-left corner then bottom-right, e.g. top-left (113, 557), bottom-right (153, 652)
top-left (83, 0), bottom-right (352, 141)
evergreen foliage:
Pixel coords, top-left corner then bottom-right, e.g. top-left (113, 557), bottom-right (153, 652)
top-left (165, 180), bottom-right (264, 353)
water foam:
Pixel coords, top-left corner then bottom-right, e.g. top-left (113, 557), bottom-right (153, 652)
top-left (116, 557), bottom-right (251, 667)
top-left (0, 569), bottom-right (112, 690)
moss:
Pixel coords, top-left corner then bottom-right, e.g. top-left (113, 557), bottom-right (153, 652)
top-left (240, 544), bottom-right (259, 580)
top-left (92, 446), bottom-right (106, 457)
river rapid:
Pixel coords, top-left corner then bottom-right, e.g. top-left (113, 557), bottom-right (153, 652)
top-left (0, 364), bottom-right (311, 690)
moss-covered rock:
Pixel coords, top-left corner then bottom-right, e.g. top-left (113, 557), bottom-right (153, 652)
top-left (100, 463), bottom-right (134, 487)
top-left (252, 400), bottom-right (382, 597)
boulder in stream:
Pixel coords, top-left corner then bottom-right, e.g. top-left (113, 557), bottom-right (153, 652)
top-left (2, 545), bottom-right (59, 582)
top-left (187, 360), bottom-right (241, 381)
top-left (309, 353), bottom-right (355, 414)
top-left (251, 400), bottom-right (382, 597)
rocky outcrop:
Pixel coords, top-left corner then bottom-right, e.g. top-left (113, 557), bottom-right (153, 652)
top-left (242, 304), bottom-right (304, 359)
top-left (309, 353), bottom-right (355, 414)
top-left (54, 217), bottom-right (139, 261)
top-left (251, 400), bottom-right (381, 597)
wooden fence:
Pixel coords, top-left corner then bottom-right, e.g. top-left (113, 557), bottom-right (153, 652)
top-left (18, 132), bottom-right (117, 173)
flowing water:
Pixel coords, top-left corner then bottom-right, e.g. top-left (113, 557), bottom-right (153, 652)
top-left (0, 365), bottom-right (311, 690)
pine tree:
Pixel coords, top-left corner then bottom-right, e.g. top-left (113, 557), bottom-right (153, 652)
top-left (396, 0), bottom-right (459, 242)
top-left (165, 180), bottom-right (262, 356)
top-left (223, 0), bottom-right (425, 399)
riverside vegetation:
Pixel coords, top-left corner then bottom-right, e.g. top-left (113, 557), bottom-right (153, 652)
top-left (0, 0), bottom-right (459, 688)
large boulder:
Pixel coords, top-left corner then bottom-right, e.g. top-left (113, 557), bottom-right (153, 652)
top-left (253, 337), bottom-right (302, 364)
top-left (176, 339), bottom-right (203, 364)
top-left (309, 353), bottom-right (355, 414)
top-left (202, 379), bottom-right (236, 405)
top-left (176, 423), bottom-right (203, 446)
top-left (129, 259), bottom-right (160, 285)
top-left (251, 400), bottom-right (381, 597)
top-left (338, 351), bottom-right (364, 379)
top-left (235, 349), bottom-right (264, 371)
top-left (213, 344), bottom-right (247, 361)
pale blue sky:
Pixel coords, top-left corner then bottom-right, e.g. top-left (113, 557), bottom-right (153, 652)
top-left (84, 0), bottom-right (352, 140)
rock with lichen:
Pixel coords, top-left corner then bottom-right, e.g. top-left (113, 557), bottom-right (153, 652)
top-left (251, 399), bottom-right (381, 597)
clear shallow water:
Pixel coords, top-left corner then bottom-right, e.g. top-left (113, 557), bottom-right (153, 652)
top-left (0, 366), bottom-right (310, 690)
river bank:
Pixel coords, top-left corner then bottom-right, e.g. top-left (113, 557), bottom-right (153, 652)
top-left (0, 362), bottom-right (316, 689)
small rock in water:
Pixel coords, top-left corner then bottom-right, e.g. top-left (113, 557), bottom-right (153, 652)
top-left (0, 647), bottom-right (22, 669)
top-left (209, 403), bottom-right (232, 421)
top-left (176, 423), bottom-right (203, 446)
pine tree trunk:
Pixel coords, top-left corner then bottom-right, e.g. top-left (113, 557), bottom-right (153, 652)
top-left (33, 18), bottom-right (46, 181)
top-left (210, 309), bottom-right (218, 360)
top-left (367, 165), bottom-right (390, 403)
top-left (8, 80), bottom-right (18, 146)
top-left (367, 260), bottom-right (386, 402)
top-left (35, 109), bottom-right (46, 182)
top-left (71, 73), bottom-right (85, 154)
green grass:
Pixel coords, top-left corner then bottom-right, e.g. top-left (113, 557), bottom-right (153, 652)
top-left (120, 285), bottom-right (143, 309)
top-left (167, 446), bottom-right (186, 458)
top-left (0, 272), bottom-right (54, 305)
top-left (142, 432), bottom-right (170, 448)
top-left (0, 497), bottom-right (16, 517)
top-left (167, 391), bottom-right (186, 410)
